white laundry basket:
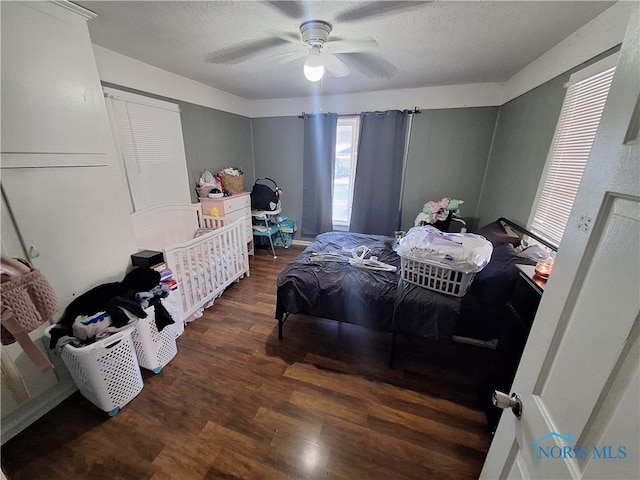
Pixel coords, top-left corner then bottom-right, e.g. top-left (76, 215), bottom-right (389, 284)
top-left (399, 254), bottom-right (476, 297)
top-left (131, 304), bottom-right (178, 374)
top-left (45, 325), bottom-right (143, 416)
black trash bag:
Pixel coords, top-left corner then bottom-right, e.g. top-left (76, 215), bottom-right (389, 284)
top-left (251, 177), bottom-right (282, 211)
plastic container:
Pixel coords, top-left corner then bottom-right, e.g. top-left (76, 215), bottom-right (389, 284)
top-left (131, 305), bottom-right (178, 374)
top-left (278, 220), bottom-right (297, 234)
top-left (399, 254), bottom-right (475, 297)
top-left (45, 325), bottom-right (143, 416)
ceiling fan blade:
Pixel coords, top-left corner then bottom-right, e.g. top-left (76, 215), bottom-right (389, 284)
top-left (326, 37), bottom-right (379, 54)
top-left (322, 53), bottom-right (350, 78)
top-left (334, 52), bottom-right (398, 79)
top-left (265, 29), bottom-right (302, 44)
top-left (335, 1), bottom-right (431, 23)
top-left (264, 1), bottom-right (306, 19)
top-left (204, 37), bottom-right (291, 64)
top-left (267, 50), bottom-right (308, 66)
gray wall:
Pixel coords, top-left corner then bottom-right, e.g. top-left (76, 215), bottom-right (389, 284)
top-left (179, 102), bottom-right (254, 202)
top-left (475, 46), bottom-right (620, 228)
top-left (251, 108), bottom-right (498, 239)
top-left (102, 82), bottom-right (254, 203)
top-left (250, 116), bottom-right (304, 231)
top-left (401, 107), bottom-right (498, 231)
top-left (475, 79), bottom-right (566, 227)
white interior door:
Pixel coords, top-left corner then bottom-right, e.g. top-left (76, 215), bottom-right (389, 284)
top-left (481, 9), bottom-right (639, 480)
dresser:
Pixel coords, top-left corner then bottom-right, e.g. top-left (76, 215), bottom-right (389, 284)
top-left (199, 192), bottom-right (254, 255)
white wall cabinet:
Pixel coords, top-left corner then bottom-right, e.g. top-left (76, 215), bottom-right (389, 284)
top-left (1, 1), bottom-right (136, 442)
top-left (1, 1), bottom-right (106, 155)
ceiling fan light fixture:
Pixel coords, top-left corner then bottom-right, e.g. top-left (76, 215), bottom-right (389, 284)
top-left (304, 45), bottom-right (324, 82)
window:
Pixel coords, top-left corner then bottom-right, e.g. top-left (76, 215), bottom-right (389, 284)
top-left (104, 88), bottom-right (191, 212)
top-left (529, 55), bottom-right (617, 246)
top-left (332, 116), bottom-right (360, 230)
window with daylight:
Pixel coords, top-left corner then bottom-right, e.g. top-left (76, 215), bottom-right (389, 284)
top-left (104, 87), bottom-right (191, 212)
top-left (529, 55), bottom-right (617, 247)
top-left (332, 116), bottom-right (360, 230)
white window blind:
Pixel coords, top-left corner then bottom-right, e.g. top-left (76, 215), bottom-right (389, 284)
top-left (530, 61), bottom-right (616, 246)
top-left (104, 88), bottom-right (191, 212)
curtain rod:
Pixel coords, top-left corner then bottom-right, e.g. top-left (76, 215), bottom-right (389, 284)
top-left (298, 107), bottom-right (421, 118)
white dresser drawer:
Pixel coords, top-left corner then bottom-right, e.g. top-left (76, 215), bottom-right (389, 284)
top-left (223, 193), bottom-right (251, 214)
top-left (199, 191), bottom-right (251, 216)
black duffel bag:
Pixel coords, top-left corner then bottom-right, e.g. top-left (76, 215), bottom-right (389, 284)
top-left (250, 177), bottom-right (282, 211)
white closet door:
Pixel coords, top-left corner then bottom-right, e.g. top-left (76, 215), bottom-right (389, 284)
top-left (1, 164), bottom-right (136, 308)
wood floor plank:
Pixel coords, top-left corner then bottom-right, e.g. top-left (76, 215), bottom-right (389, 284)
top-left (204, 447), bottom-right (289, 480)
top-left (252, 406), bottom-right (324, 444)
top-left (320, 415), bottom-right (479, 479)
top-left (150, 431), bottom-right (221, 480)
top-left (1, 244), bottom-right (494, 479)
top-left (199, 422), bottom-right (268, 460)
top-left (265, 434), bottom-right (330, 479)
top-left (288, 390), bottom-right (369, 426)
top-left (366, 402), bottom-right (489, 451)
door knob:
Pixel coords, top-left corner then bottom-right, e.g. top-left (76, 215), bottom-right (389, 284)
top-left (493, 390), bottom-right (523, 417)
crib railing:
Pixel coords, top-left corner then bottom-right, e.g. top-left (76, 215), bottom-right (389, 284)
top-left (201, 215), bottom-right (228, 230)
top-left (164, 217), bottom-right (249, 321)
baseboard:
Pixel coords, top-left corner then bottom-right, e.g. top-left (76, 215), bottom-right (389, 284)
top-left (452, 335), bottom-right (498, 349)
top-left (1, 379), bottom-right (77, 444)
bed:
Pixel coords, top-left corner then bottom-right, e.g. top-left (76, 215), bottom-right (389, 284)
top-left (130, 203), bottom-right (250, 324)
top-left (275, 218), bottom-right (556, 362)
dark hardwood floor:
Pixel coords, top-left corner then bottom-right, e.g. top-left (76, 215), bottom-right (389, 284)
top-left (2, 244), bottom-right (495, 480)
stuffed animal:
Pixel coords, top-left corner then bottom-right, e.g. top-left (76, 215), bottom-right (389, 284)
top-left (48, 267), bottom-right (162, 348)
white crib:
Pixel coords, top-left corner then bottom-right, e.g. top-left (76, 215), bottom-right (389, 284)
top-left (130, 204), bottom-right (250, 323)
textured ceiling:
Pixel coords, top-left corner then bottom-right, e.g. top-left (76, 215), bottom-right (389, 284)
top-left (76, 1), bottom-right (615, 100)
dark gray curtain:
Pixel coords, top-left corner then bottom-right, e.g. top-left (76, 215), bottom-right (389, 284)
top-left (302, 113), bottom-right (338, 237)
top-left (349, 110), bottom-right (409, 235)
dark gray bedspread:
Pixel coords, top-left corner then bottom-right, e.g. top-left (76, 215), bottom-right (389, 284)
top-left (275, 232), bottom-right (461, 340)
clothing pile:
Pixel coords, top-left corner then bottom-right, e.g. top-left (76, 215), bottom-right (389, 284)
top-left (48, 267), bottom-right (175, 351)
top-left (414, 197), bottom-right (464, 227)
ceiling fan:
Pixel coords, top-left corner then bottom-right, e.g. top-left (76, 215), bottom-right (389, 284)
top-left (204, 1), bottom-right (430, 82)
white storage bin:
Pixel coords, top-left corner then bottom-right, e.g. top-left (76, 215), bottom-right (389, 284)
top-left (399, 254), bottom-right (475, 297)
top-left (131, 305), bottom-right (178, 374)
top-left (45, 325), bottom-right (143, 416)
